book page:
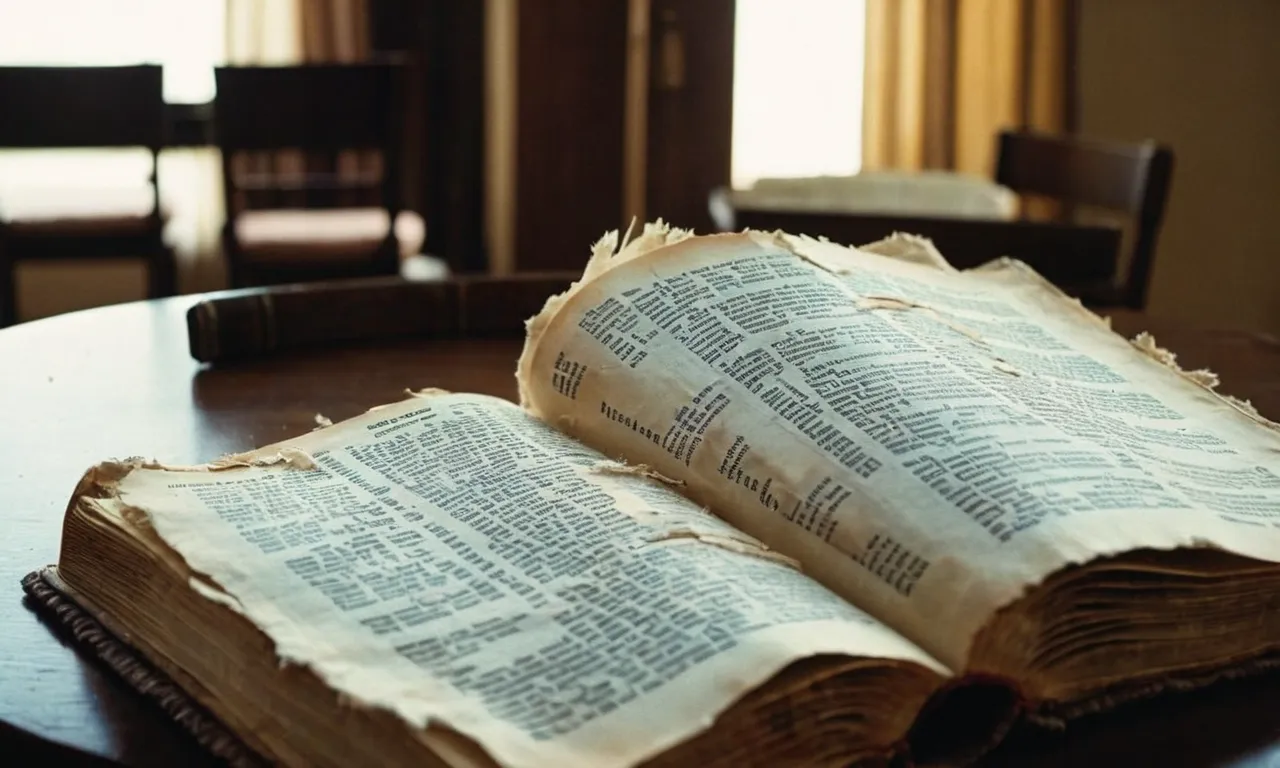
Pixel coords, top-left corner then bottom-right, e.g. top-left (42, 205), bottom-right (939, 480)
top-left (104, 393), bottom-right (945, 768)
top-left (517, 228), bottom-right (1280, 672)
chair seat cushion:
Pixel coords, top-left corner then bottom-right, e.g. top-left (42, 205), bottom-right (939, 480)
top-left (235, 208), bottom-right (426, 264)
top-left (6, 214), bottom-right (157, 238)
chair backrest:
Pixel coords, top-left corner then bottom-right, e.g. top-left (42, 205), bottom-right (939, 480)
top-left (0, 65), bottom-right (164, 149)
top-left (709, 187), bottom-right (1121, 295)
top-left (213, 62), bottom-right (404, 153)
top-left (213, 61), bottom-right (406, 214)
top-left (995, 130), bottom-right (1174, 308)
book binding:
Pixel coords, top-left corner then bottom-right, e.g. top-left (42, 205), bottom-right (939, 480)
top-left (21, 568), bottom-right (268, 768)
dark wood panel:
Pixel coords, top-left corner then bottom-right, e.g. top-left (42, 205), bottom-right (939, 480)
top-left (213, 64), bottom-right (404, 152)
top-left (371, 0), bottom-right (487, 272)
top-left (417, 0), bottom-right (487, 272)
top-left (645, 0), bottom-right (735, 233)
top-left (515, 0), bottom-right (629, 271)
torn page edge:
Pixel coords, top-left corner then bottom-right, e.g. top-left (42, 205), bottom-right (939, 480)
top-left (73, 478), bottom-right (261, 646)
top-left (404, 387), bottom-right (453, 399)
top-left (93, 390), bottom-right (457, 486)
top-left (126, 447), bottom-right (319, 474)
top-left (1130, 331), bottom-right (1272, 427)
top-left (644, 527), bottom-right (802, 570)
top-left (1130, 332), bottom-right (1220, 389)
top-left (574, 465), bottom-right (795, 569)
top-left (767, 234), bottom-right (990, 348)
top-left (855, 232), bottom-right (956, 272)
top-left (517, 219), bottom-right (696, 410)
top-left (95, 493), bottom-right (392, 709)
top-left (856, 295), bottom-right (986, 344)
top-left (774, 230), bottom-right (954, 276)
top-left (518, 220), bottom-right (1278, 435)
top-left (858, 296), bottom-right (931, 312)
top-left (188, 574), bottom-right (247, 615)
top-left (72, 451), bottom-right (318, 503)
top-left (590, 459), bottom-right (685, 487)
top-left (992, 359), bottom-right (1023, 377)
top-left (518, 222), bottom-right (898, 409)
top-left (973, 257), bottom-right (1279, 432)
top-left (205, 447), bottom-right (317, 471)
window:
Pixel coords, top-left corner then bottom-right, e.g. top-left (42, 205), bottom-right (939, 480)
top-left (0, 0), bottom-right (224, 103)
top-left (730, 0), bottom-right (866, 188)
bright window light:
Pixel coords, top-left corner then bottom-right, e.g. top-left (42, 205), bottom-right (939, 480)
top-left (0, 0), bottom-right (225, 103)
top-left (731, 0), bottom-right (866, 188)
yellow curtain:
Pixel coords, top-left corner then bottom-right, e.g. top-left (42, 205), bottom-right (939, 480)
top-left (226, 0), bottom-right (370, 64)
top-left (862, 0), bottom-right (1069, 176)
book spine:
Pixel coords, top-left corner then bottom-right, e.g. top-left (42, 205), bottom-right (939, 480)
top-left (185, 274), bottom-right (576, 363)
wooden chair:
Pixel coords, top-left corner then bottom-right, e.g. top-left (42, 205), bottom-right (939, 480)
top-left (995, 129), bottom-right (1174, 309)
top-left (213, 61), bottom-right (425, 288)
top-left (710, 132), bottom-right (1173, 309)
top-left (0, 65), bottom-right (176, 326)
top-left (708, 187), bottom-right (1122, 300)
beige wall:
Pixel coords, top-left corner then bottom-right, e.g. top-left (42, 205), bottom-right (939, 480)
top-left (1077, 0), bottom-right (1280, 333)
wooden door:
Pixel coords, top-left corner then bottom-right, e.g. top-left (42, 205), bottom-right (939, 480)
top-left (486, 0), bottom-right (736, 272)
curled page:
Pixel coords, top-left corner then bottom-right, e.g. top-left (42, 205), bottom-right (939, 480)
top-left (517, 224), bottom-right (1280, 672)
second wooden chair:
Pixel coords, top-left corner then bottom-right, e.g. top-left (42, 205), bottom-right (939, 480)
top-left (995, 129), bottom-right (1174, 310)
top-left (214, 60), bottom-right (425, 288)
top-left (710, 130), bottom-right (1174, 309)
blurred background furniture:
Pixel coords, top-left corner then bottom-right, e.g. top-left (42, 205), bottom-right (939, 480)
top-left (994, 130), bottom-right (1174, 310)
top-left (0, 64), bottom-right (176, 326)
top-left (0, 1), bottom-right (1274, 335)
top-left (710, 130), bottom-right (1173, 309)
top-left (213, 60), bottom-right (426, 288)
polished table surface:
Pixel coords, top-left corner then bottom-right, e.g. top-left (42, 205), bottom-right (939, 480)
top-left (2, 295), bottom-right (1280, 766)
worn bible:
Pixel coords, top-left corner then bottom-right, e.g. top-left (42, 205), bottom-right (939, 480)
top-left (28, 223), bottom-right (1280, 767)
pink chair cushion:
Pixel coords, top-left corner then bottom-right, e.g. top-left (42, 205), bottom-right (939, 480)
top-left (234, 208), bottom-right (426, 264)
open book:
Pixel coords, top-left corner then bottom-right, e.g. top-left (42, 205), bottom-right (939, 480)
top-left (32, 224), bottom-right (1280, 767)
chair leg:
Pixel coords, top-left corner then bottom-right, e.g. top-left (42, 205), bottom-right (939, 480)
top-left (0, 255), bottom-right (16, 327)
top-left (223, 231), bottom-right (247, 289)
top-left (147, 246), bottom-right (178, 298)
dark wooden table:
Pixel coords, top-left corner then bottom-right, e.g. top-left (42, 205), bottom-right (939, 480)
top-left (2, 295), bottom-right (1279, 766)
